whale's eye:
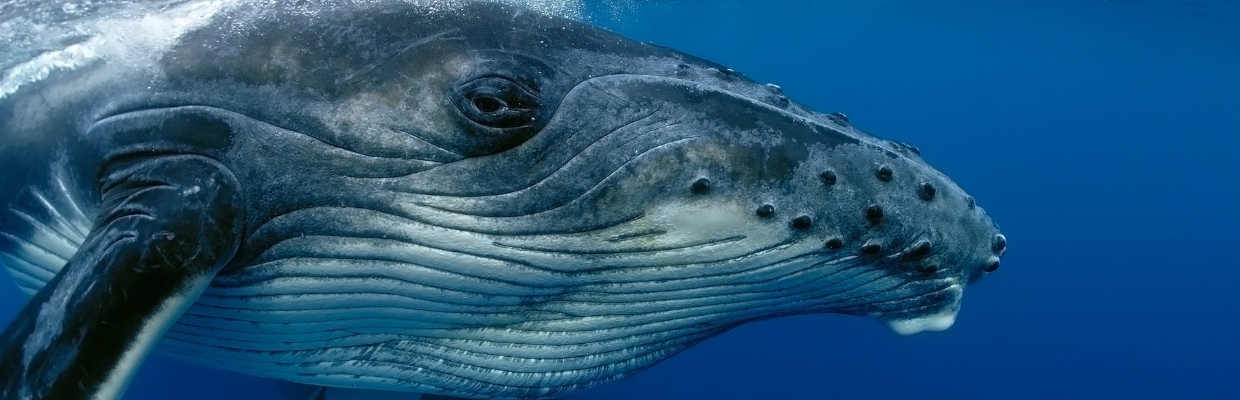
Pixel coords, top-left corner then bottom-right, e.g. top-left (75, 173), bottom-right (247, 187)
top-left (472, 96), bottom-right (503, 113)
top-left (451, 76), bottom-right (542, 129)
top-left (443, 56), bottom-right (555, 156)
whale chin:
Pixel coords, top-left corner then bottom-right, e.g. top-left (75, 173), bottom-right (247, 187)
top-left (884, 307), bottom-right (960, 335)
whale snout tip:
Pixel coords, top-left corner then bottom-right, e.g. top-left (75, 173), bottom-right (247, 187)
top-left (884, 308), bottom-right (959, 335)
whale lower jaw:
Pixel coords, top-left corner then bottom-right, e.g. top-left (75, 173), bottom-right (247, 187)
top-left (884, 307), bottom-right (960, 335)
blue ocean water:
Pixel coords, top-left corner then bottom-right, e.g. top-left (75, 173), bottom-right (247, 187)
top-left (1, 0), bottom-right (1237, 399)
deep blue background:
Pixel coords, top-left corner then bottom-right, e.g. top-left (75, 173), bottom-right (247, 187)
top-left (2, 0), bottom-right (1237, 399)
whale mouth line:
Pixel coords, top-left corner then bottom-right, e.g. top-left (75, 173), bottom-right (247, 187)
top-left (393, 134), bottom-right (702, 217)
top-left (492, 235), bottom-right (747, 256)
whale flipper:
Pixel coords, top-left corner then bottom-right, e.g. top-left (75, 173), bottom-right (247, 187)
top-left (0, 154), bottom-right (244, 399)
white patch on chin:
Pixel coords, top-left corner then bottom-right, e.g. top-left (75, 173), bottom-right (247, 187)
top-left (885, 308), bottom-right (959, 335)
top-left (884, 284), bottom-right (964, 335)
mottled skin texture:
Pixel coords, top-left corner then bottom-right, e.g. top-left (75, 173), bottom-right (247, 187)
top-left (0, 2), bottom-right (1005, 399)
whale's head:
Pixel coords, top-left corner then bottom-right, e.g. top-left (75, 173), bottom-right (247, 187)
top-left (365, 3), bottom-right (1005, 330)
top-left (159, 2), bottom-right (1007, 397)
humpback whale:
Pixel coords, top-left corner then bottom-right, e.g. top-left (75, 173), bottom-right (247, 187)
top-left (0, 1), bottom-right (1006, 399)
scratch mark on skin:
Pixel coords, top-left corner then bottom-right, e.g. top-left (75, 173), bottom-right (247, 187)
top-left (342, 29), bottom-right (465, 85)
top-left (386, 126), bottom-right (467, 160)
top-left (607, 229), bottom-right (667, 242)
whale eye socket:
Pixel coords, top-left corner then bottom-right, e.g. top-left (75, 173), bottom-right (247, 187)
top-left (451, 76), bottom-right (542, 129)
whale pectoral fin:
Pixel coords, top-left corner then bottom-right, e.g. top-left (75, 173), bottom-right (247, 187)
top-left (0, 155), bottom-right (244, 400)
